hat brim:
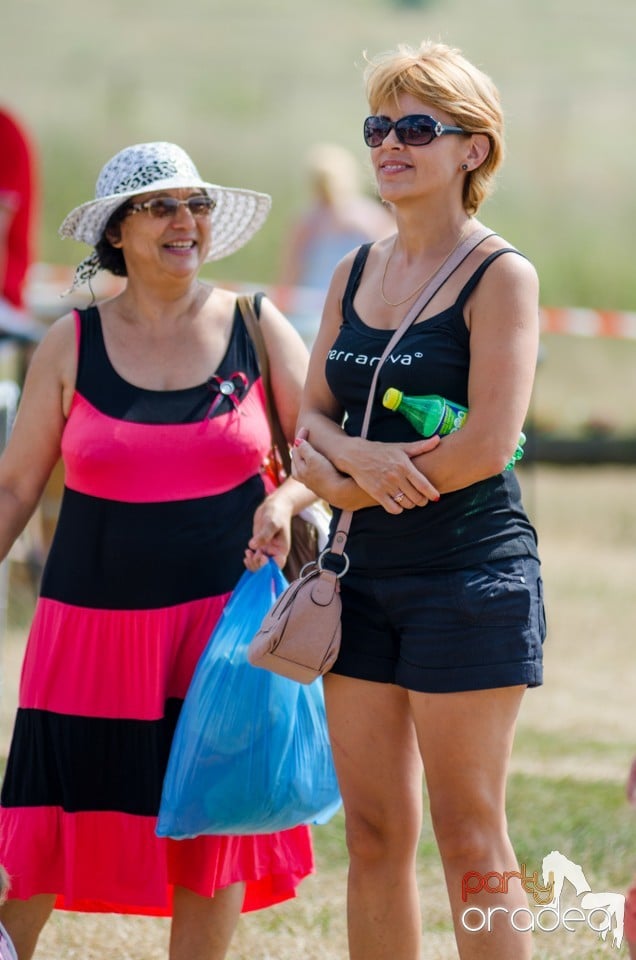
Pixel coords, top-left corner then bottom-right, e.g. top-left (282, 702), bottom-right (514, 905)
top-left (58, 176), bottom-right (272, 262)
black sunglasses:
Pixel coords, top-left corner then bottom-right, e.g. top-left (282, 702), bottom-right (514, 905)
top-left (126, 196), bottom-right (216, 219)
top-left (363, 114), bottom-right (467, 148)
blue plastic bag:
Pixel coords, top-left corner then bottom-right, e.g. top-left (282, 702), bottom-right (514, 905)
top-left (156, 560), bottom-right (341, 838)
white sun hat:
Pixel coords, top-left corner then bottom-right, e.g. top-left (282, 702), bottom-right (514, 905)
top-left (59, 141), bottom-right (272, 291)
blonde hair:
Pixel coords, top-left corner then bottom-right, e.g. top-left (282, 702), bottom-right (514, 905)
top-left (364, 40), bottom-right (504, 215)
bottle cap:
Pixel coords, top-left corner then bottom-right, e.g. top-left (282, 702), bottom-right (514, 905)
top-left (382, 387), bottom-right (402, 411)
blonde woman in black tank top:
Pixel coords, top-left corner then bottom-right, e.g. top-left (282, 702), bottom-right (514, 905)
top-left (293, 41), bottom-right (543, 960)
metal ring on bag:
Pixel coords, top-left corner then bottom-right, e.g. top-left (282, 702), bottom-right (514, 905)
top-left (298, 559), bottom-right (319, 578)
top-left (317, 548), bottom-right (350, 578)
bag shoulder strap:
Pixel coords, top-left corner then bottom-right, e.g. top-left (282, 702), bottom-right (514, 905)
top-left (330, 223), bottom-right (494, 557)
top-left (237, 293), bottom-right (292, 477)
top-left (359, 224), bottom-right (494, 438)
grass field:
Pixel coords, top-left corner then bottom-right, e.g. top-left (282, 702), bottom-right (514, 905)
top-left (2, 0), bottom-right (636, 309)
top-left (1, 464), bottom-right (634, 959)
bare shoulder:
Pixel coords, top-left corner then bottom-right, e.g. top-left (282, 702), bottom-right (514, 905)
top-left (477, 231), bottom-right (538, 287)
top-left (468, 233), bottom-right (539, 305)
top-left (465, 234), bottom-right (539, 332)
top-left (17, 311), bottom-right (79, 423)
top-left (27, 310), bottom-right (77, 375)
top-left (258, 290), bottom-right (303, 337)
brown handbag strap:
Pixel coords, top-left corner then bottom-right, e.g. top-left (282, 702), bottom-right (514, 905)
top-left (329, 223), bottom-right (494, 558)
top-left (237, 293), bottom-right (292, 478)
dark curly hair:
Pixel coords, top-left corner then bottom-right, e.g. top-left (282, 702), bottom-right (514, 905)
top-left (94, 202), bottom-right (131, 277)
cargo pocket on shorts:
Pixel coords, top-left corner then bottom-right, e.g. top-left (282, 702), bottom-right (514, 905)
top-left (457, 558), bottom-right (532, 627)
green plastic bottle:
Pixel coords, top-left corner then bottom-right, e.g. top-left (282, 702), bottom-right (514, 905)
top-left (382, 388), bottom-right (526, 471)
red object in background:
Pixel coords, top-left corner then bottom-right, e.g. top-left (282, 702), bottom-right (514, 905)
top-left (0, 108), bottom-right (38, 309)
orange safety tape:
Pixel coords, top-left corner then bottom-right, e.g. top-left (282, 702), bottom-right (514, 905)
top-left (540, 306), bottom-right (636, 338)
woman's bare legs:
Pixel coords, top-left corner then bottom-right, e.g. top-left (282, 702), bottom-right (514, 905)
top-left (324, 674), bottom-right (424, 960)
top-left (0, 894), bottom-right (55, 960)
top-left (411, 685), bottom-right (531, 959)
top-left (170, 882), bottom-right (245, 960)
top-left (325, 674), bottom-right (529, 960)
top-left (0, 884), bottom-right (244, 960)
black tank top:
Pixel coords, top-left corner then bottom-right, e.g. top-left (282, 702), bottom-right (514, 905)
top-left (325, 243), bottom-right (539, 574)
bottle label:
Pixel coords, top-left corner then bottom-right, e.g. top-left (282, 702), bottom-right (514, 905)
top-left (440, 404), bottom-right (467, 436)
top-left (452, 409), bottom-right (467, 432)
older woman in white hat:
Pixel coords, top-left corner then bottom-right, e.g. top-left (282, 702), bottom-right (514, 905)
top-left (0, 142), bottom-right (315, 960)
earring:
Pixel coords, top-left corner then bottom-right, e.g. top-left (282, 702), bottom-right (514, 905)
top-left (461, 163), bottom-right (469, 171)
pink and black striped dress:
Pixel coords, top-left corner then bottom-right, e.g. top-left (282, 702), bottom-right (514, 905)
top-left (0, 302), bottom-right (313, 915)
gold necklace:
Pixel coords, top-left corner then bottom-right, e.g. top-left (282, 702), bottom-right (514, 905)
top-left (380, 224), bottom-right (471, 307)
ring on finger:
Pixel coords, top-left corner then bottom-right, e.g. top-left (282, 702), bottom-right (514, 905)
top-left (393, 491), bottom-right (405, 503)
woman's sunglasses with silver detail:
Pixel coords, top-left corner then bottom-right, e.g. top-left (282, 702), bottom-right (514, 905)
top-left (126, 196), bottom-right (216, 219)
top-left (363, 114), bottom-right (468, 148)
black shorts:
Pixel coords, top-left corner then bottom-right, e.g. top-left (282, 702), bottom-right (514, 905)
top-left (330, 556), bottom-right (546, 693)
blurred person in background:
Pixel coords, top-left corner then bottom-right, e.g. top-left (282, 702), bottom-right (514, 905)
top-left (0, 140), bottom-right (315, 960)
top-left (280, 142), bottom-right (395, 291)
top-left (279, 142), bottom-right (394, 345)
top-left (292, 40), bottom-right (544, 960)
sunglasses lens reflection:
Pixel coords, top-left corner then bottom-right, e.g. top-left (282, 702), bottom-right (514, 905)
top-left (364, 116), bottom-right (438, 147)
top-left (364, 118), bottom-right (391, 147)
top-left (186, 197), bottom-right (215, 217)
top-left (147, 197), bottom-right (214, 218)
top-left (398, 119), bottom-right (436, 145)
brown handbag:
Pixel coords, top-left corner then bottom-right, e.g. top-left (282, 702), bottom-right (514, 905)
top-left (247, 226), bottom-right (493, 683)
top-left (237, 293), bottom-right (322, 581)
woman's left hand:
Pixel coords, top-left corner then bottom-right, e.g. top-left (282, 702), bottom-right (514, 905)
top-left (337, 435), bottom-right (441, 513)
top-left (244, 495), bottom-right (292, 571)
